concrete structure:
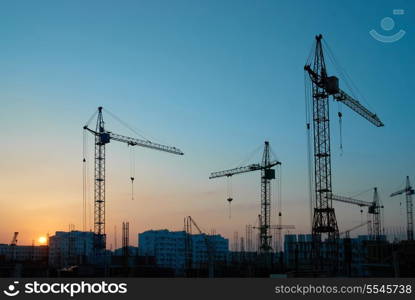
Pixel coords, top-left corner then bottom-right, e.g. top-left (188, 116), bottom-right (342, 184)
top-left (138, 229), bottom-right (228, 273)
top-left (338, 235), bottom-right (370, 276)
top-left (113, 246), bottom-right (139, 256)
top-left (283, 234), bottom-right (313, 268)
top-left (48, 231), bottom-right (95, 268)
top-left (283, 233), bottom-right (388, 276)
top-left (0, 244), bottom-right (48, 262)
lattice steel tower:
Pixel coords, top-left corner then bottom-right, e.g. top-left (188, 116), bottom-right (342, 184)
top-left (84, 107), bottom-right (184, 250)
top-left (304, 35), bottom-right (384, 272)
top-left (210, 141), bottom-right (281, 253)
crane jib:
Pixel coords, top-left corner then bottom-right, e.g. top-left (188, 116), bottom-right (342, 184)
top-left (305, 66), bottom-right (384, 128)
top-left (108, 132), bottom-right (184, 155)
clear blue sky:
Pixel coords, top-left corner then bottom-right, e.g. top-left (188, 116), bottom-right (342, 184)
top-left (0, 0), bottom-right (414, 245)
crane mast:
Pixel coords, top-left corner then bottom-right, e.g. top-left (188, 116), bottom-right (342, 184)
top-left (305, 35), bottom-right (339, 271)
top-left (304, 34), bottom-right (384, 272)
top-left (210, 141), bottom-right (281, 253)
top-left (260, 142), bottom-right (272, 252)
top-left (84, 107), bottom-right (184, 250)
top-left (370, 187), bottom-right (383, 240)
top-left (94, 108), bottom-right (106, 249)
top-left (390, 176), bottom-right (414, 241)
top-left (253, 221), bottom-right (295, 252)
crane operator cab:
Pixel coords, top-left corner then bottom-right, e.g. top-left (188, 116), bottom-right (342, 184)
top-left (99, 132), bottom-right (111, 145)
top-left (263, 169), bottom-right (275, 180)
top-left (324, 76), bottom-right (339, 95)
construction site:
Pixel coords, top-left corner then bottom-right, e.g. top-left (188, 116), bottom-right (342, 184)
top-left (0, 33), bottom-right (414, 278)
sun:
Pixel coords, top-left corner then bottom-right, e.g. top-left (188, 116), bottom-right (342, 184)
top-left (38, 236), bottom-right (47, 244)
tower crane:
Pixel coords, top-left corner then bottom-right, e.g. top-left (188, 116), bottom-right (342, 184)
top-left (10, 232), bottom-right (18, 261)
top-left (332, 187), bottom-right (383, 240)
top-left (10, 232), bottom-right (18, 246)
top-left (209, 141), bottom-right (281, 253)
top-left (184, 216), bottom-right (215, 278)
top-left (341, 221), bottom-right (371, 277)
top-left (340, 220), bottom-right (371, 238)
top-left (84, 107), bottom-right (184, 249)
top-left (304, 34), bottom-right (384, 270)
top-left (390, 176), bottom-right (414, 241)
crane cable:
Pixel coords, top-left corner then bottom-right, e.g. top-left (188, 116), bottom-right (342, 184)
top-left (347, 187), bottom-right (373, 199)
top-left (228, 144), bottom-right (262, 170)
top-left (129, 145), bottom-right (135, 201)
top-left (227, 176), bottom-right (233, 219)
top-left (84, 109), bottom-right (98, 128)
top-left (304, 71), bottom-right (314, 232)
top-left (103, 108), bottom-right (153, 143)
top-left (82, 130), bottom-right (87, 232)
top-left (276, 165), bottom-right (283, 252)
top-left (83, 109), bottom-right (98, 232)
top-left (323, 40), bottom-right (375, 112)
top-left (338, 102), bottom-right (344, 156)
top-left (280, 167), bottom-right (283, 216)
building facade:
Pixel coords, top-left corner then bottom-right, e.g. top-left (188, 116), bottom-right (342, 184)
top-left (138, 229), bottom-right (228, 273)
top-left (48, 231), bottom-right (95, 268)
top-left (0, 244), bottom-right (48, 262)
top-left (283, 233), bottom-right (388, 276)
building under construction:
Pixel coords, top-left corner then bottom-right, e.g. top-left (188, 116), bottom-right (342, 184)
top-left (0, 32), bottom-right (413, 278)
top-left (0, 227), bottom-right (414, 278)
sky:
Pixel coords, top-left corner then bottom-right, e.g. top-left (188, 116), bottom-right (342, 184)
top-left (0, 0), bottom-right (414, 247)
